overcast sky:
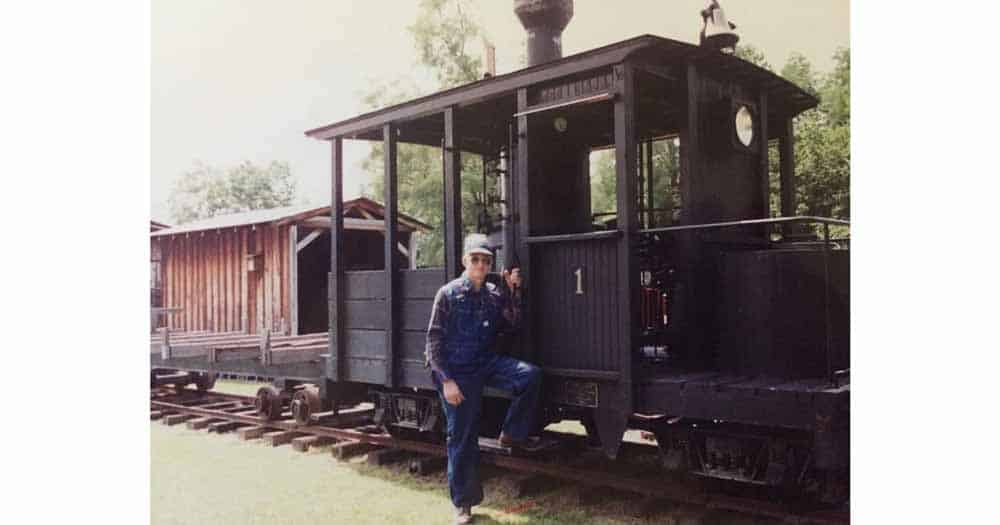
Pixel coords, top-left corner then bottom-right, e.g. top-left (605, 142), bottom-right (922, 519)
top-left (151, 0), bottom-right (849, 223)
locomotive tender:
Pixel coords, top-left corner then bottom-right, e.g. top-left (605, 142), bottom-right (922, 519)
top-left (152, 1), bottom-right (849, 500)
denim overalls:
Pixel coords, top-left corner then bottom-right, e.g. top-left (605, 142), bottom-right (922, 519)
top-left (426, 274), bottom-right (542, 509)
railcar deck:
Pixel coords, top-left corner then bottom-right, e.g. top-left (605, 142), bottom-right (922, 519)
top-left (151, 329), bottom-right (328, 381)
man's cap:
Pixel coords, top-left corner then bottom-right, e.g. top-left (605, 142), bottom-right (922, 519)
top-left (463, 233), bottom-right (493, 257)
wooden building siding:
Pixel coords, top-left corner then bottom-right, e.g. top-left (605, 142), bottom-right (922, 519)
top-left (158, 224), bottom-right (293, 335)
top-left (153, 202), bottom-right (427, 336)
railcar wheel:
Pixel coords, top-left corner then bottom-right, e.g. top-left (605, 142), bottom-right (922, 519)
top-left (255, 385), bottom-right (283, 421)
top-left (290, 386), bottom-right (321, 425)
top-left (194, 372), bottom-right (217, 392)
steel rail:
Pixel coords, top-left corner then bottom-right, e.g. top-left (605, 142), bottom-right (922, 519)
top-left (151, 391), bottom-right (847, 525)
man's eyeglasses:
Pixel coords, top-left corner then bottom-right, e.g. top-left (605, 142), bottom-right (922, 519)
top-left (469, 255), bottom-right (492, 265)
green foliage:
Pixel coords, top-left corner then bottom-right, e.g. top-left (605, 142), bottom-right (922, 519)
top-left (781, 52), bottom-right (820, 96)
top-left (168, 160), bottom-right (296, 224)
top-left (734, 44), bottom-right (772, 71)
top-left (783, 47), bottom-right (850, 220)
top-left (409, 0), bottom-right (482, 88)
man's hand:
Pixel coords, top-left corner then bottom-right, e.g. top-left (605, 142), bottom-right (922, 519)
top-left (442, 379), bottom-right (465, 406)
top-left (502, 268), bottom-right (522, 292)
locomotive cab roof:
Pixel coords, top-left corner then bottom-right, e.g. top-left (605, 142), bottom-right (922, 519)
top-left (305, 34), bottom-right (817, 152)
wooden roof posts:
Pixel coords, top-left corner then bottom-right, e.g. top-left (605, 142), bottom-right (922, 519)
top-left (515, 88), bottom-right (533, 360)
top-left (289, 224), bottom-right (298, 335)
top-left (383, 124), bottom-right (399, 388)
top-left (443, 107), bottom-right (462, 279)
top-left (328, 138), bottom-right (345, 384)
top-left (644, 139), bottom-right (654, 229)
top-left (598, 61), bottom-right (639, 460)
top-left (779, 117), bottom-right (796, 218)
top-left (758, 92), bottom-right (770, 219)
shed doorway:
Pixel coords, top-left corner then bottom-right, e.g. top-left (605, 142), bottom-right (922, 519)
top-left (295, 229), bottom-right (330, 335)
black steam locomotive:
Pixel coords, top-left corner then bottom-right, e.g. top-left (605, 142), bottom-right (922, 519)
top-left (153, 1), bottom-right (849, 502)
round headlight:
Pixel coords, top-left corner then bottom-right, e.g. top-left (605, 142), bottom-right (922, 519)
top-left (735, 105), bottom-right (753, 147)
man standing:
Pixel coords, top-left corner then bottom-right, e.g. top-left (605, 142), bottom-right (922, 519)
top-left (425, 234), bottom-right (543, 524)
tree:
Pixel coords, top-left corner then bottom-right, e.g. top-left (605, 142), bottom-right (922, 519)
top-left (735, 44), bottom-right (772, 71)
top-left (168, 160), bottom-right (296, 224)
top-left (360, 0), bottom-right (486, 268)
top-left (783, 48), bottom-right (850, 221)
top-left (409, 0), bottom-right (482, 88)
top-left (781, 52), bottom-right (820, 96)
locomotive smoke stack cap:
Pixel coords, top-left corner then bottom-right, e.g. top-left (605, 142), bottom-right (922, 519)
top-left (699, 0), bottom-right (739, 54)
top-left (514, 0), bottom-right (574, 67)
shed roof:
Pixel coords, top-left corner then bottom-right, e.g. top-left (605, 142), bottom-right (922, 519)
top-left (150, 220), bottom-right (171, 232)
top-left (151, 198), bottom-right (432, 237)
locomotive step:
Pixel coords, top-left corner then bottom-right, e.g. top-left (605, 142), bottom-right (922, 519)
top-left (478, 436), bottom-right (560, 455)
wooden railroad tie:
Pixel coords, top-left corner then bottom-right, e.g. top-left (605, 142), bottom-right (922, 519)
top-left (408, 455), bottom-right (447, 476)
top-left (236, 426), bottom-right (272, 441)
top-left (330, 440), bottom-right (379, 461)
top-left (207, 421), bottom-right (245, 434)
top-left (511, 473), bottom-right (560, 498)
top-left (186, 417), bottom-right (219, 430)
top-left (163, 414), bottom-right (195, 426)
top-left (291, 435), bottom-right (336, 453)
top-left (262, 430), bottom-right (302, 447)
top-left (150, 411), bottom-right (164, 421)
top-left (366, 448), bottom-right (414, 466)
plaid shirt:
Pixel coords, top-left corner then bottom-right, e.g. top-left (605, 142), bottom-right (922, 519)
top-left (425, 273), bottom-right (522, 382)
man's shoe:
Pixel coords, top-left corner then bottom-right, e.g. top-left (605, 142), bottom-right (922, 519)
top-left (455, 505), bottom-right (473, 524)
top-left (498, 432), bottom-right (546, 452)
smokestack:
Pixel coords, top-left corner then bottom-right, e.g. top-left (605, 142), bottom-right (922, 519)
top-left (484, 42), bottom-right (496, 78)
top-left (514, 0), bottom-right (574, 67)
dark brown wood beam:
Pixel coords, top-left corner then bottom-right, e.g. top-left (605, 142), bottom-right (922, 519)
top-left (779, 118), bottom-right (795, 217)
top-left (758, 92), bottom-right (770, 219)
top-left (443, 107), bottom-right (462, 280)
top-left (328, 138), bottom-right (345, 382)
top-left (383, 123), bottom-right (399, 388)
top-left (515, 88), bottom-right (532, 359)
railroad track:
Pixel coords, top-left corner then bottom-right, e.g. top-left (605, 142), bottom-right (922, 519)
top-left (150, 388), bottom-right (848, 524)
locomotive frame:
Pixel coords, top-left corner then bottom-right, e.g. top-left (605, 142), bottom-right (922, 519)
top-left (152, 33), bottom-right (849, 501)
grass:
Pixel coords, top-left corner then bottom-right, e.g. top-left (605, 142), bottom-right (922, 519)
top-left (151, 381), bottom-right (756, 524)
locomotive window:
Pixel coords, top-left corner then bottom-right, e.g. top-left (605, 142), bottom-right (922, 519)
top-left (589, 147), bottom-right (617, 229)
top-left (591, 137), bottom-right (682, 229)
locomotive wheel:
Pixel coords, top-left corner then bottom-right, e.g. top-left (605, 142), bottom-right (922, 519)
top-left (255, 385), bottom-right (283, 421)
top-left (290, 386), bottom-right (321, 425)
top-left (194, 372), bottom-right (217, 392)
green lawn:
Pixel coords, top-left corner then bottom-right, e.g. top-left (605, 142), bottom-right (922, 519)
top-left (151, 381), bottom-right (750, 524)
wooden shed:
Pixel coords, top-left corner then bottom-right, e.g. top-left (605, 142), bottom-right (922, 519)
top-left (150, 198), bottom-right (431, 335)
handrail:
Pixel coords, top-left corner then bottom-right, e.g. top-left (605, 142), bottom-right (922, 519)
top-left (639, 215), bottom-right (849, 235)
top-left (525, 230), bottom-right (622, 244)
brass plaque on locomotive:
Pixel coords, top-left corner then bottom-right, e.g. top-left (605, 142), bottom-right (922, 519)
top-left (550, 379), bottom-right (599, 407)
